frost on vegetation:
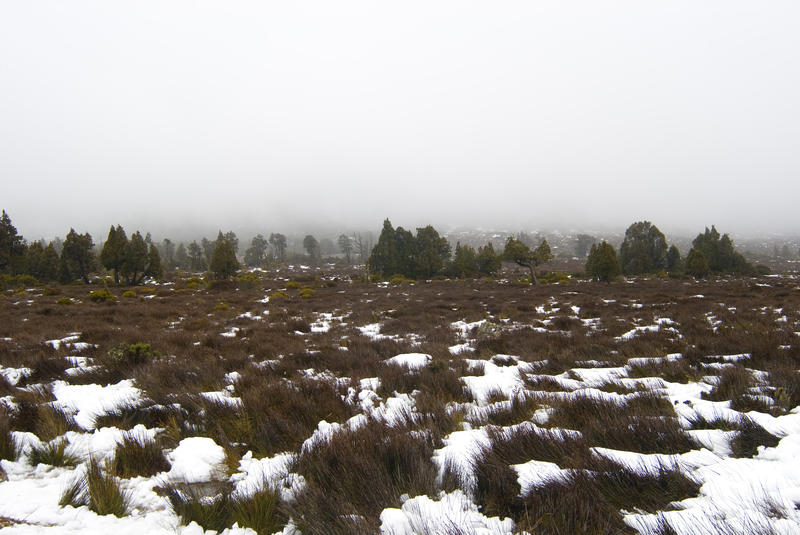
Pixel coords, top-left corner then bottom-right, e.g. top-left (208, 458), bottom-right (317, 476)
top-left (380, 490), bottom-right (515, 535)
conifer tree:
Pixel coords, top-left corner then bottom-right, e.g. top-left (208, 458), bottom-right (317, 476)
top-left (414, 225), bottom-right (451, 279)
top-left (145, 243), bottom-right (162, 280)
top-left (0, 210), bottom-right (24, 274)
top-left (61, 229), bottom-right (95, 284)
top-left (209, 239), bottom-right (239, 279)
top-left (174, 243), bottom-right (189, 270)
top-left (585, 241), bottom-right (621, 282)
top-left (41, 242), bottom-right (60, 281)
top-left (244, 234), bottom-right (269, 267)
top-left (476, 242), bottom-right (501, 276)
top-left (368, 219), bottom-right (399, 277)
top-left (187, 241), bottom-right (206, 271)
top-left (100, 225), bottom-right (128, 284)
top-left (666, 245), bottom-right (682, 273)
top-left (122, 231), bottom-right (148, 285)
top-left (303, 235), bottom-right (321, 262)
top-left (685, 248), bottom-right (710, 278)
top-left (451, 242), bottom-right (477, 278)
top-left (619, 221), bottom-right (668, 275)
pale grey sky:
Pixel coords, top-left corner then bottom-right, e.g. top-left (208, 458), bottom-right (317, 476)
top-left (1, 1), bottom-right (799, 240)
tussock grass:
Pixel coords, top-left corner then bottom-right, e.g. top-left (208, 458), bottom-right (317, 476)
top-left (111, 431), bottom-right (170, 478)
top-left (29, 438), bottom-right (79, 467)
top-left (730, 416), bottom-right (781, 458)
top-left (291, 419), bottom-right (438, 532)
top-left (60, 458), bottom-right (131, 517)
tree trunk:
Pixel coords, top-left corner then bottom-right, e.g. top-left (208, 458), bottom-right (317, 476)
top-left (529, 265), bottom-right (537, 285)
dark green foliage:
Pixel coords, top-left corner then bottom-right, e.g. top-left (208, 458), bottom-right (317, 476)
top-left (502, 236), bottom-right (553, 284)
top-left (0, 210), bottom-right (25, 275)
top-left (145, 243), bottom-right (162, 280)
top-left (666, 244), bottom-right (682, 272)
top-left (449, 242), bottom-right (478, 278)
top-left (685, 248), bottom-right (709, 278)
top-left (619, 221), bottom-right (668, 275)
top-left (367, 219), bottom-right (451, 279)
top-left (122, 231), bottom-right (148, 285)
top-left (209, 239), bottom-right (240, 280)
top-left (223, 231), bottom-right (239, 254)
top-left (100, 225), bottom-right (128, 284)
top-left (692, 226), bottom-right (752, 274)
top-left (26, 241), bottom-right (60, 281)
top-left (244, 234), bottom-right (269, 267)
top-left (585, 240), bottom-right (622, 282)
top-left (88, 288), bottom-right (116, 302)
top-left (61, 228), bottom-right (96, 284)
top-left (106, 342), bottom-right (159, 367)
top-left (414, 225), bottom-right (451, 278)
top-left (476, 242), bottom-right (501, 276)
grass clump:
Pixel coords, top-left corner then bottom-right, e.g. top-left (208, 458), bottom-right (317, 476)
top-left (163, 482), bottom-right (286, 534)
top-left (0, 416), bottom-right (16, 461)
top-left (730, 416), bottom-right (781, 458)
top-left (111, 431), bottom-right (170, 478)
top-left (29, 439), bottom-right (79, 467)
top-left (88, 289), bottom-right (116, 303)
top-left (60, 458), bottom-right (131, 517)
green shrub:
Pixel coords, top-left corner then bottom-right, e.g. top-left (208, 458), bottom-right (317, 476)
top-left (106, 343), bottom-right (159, 367)
top-left (389, 274), bottom-right (412, 284)
top-left (286, 281), bottom-right (302, 290)
top-left (56, 297), bottom-right (73, 305)
top-left (121, 290), bottom-right (137, 298)
top-left (214, 302), bottom-right (229, 311)
top-left (540, 271), bottom-right (571, 284)
top-left (42, 287), bottom-right (61, 296)
top-left (270, 291), bottom-right (290, 301)
top-left (88, 289), bottom-right (116, 303)
top-left (299, 286), bottom-right (315, 299)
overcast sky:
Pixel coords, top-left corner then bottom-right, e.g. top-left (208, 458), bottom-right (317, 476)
top-left (2, 1), bottom-right (799, 240)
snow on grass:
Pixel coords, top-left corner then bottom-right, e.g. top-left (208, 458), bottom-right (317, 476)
top-left (384, 353), bottom-right (431, 370)
top-left (165, 437), bottom-right (227, 484)
top-left (380, 490), bottom-right (514, 535)
top-left (448, 343), bottom-right (474, 355)
top-left (0, 365), bottom-right (32, 386)
top-left (220, 327), bottom-right (240, 338)
top-left (199, 390), bottom-right (242, 408)
top-left (51, 380), bottom-right (143, 430)
top-left (513, 459), bottom-right (573, 493)
top-left (460, 358), bottom-right (529, 405)
top-left (432, 427), bottom-right (490, 494)
top-left (231, 451), bottom-right (305, 501)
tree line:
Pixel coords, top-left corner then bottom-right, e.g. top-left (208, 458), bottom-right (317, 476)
top-left (584, 221), bottom-right (754, 281)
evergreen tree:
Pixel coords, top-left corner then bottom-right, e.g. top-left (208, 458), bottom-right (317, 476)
top-left (61, 229), bottom-right (95, 284)
top-left (174, 243), bottom-right (189, 270)
top-left (122, 231), bottom-right (148, 285)
top-left (666, 245), bottom-right (682, 273)
top-left (145, 244), bottom-right (162, 280)
top-left (0, 210), bottom-right (25, 274)
top-left (209, 239), bottom-right (240, 279)
top-left (585, 241), bottom-right (622, 282)
top-left (450, 242), bottom-right (477, 278)
top-left (25, 241), bottom-right (44, 280)
top-left (692, 226), bottom-right (751, 274)
top-left (476, 242), bottom-right (501, 276)
top-left (201, 237), bottom-right (216, 265)
top-left (269, 233), bottom-right (287, 262)
top-left (368, 219), bottom-right (399, 277)
top-left (414, 225), bottom-right (451, 279)
top-left (223, 231), bottom-right (239, 254)
top-left (619, 221), bottom-right (668, 275)
top-left (685, 248), bottom-right (710, 278)
top-left (244, 234), bottom-right (269, 267)
top-left (41, 242), bottom-right (60, 281)
top-left (100, 225), bottom-right (128, 284)
top-left (503, 237), bottom-right (553, 284)
top-left (187, 241), bottom-right (206, 271)
top-left (303, 235), bottom-right (321, 262)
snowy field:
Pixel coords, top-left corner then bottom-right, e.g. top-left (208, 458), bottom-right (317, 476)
top-left (1, 271), bottom-right (800, 534)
